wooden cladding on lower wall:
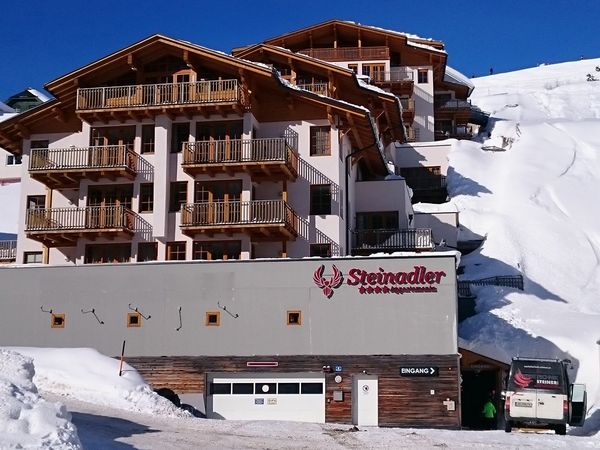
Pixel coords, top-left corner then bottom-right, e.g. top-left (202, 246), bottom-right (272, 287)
top-left (127, 354), bottom-right (460, 428)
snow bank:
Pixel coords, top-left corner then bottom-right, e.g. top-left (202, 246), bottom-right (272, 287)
top-left (0, 349), bottom-right (81, 449)
top-left (6, 347), bottom-right (190, 418)
top-left (451, 58), bottom-right (600, 421)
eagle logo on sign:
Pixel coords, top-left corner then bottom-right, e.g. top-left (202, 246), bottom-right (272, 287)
top-left (313, 264), bottom-right (344, 299)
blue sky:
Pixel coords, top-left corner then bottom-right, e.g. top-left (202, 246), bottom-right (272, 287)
top-left (2, 0), bottom-right (599, 101)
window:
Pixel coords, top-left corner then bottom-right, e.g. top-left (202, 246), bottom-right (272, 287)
top-left (356, 211), bottom-right (399, 230)
top-left (137, 242), bottom-right (158, 262)
top-left (348, 64), bottom-right (358, 74)
top-left (84, 244), bottom-right (131, 264)
top-left (6, 154), bottom-right (22, 165)
top-left (310, 126), bottom-right (331, 156)
top-left (127, 312), bottom-right (141, 327)
top-left (278, 383), bottom-right (300, 394)
top-left (169, 181), bottom-right (187, 212)
top-left (141, 124), bottom-right (155, 153)
top-left (193, 241), bottom-right (241, 260)
top-left (287, 310), bottom-right (301, 326)
top-left (362, 64), bottom-right (385, 82)
top-left (139, 183), bottom-right (154, 213)
top-left (90, 126), bottom-right (135, 147)
top-left (26, 195), bottom-right (45, 210)
top-left (51, 314), bottom-right (65, 328)
top-left (232, 383), bottom-right (254, 394)
top-left (31, 140), bottom-right (49, 150)
top-left (417, 69), bottom-right (429, 84)
top-left (205, 311), bottom-right (220, 326)
top-left (310, 244), bottom-right (332, 258)
top-left (255, 383), bottom-right (276, 394)
top-left (301, 383), bottom-right (324, 394)
top-left (23, 252), bottom-right (43, 264)
top-left (171, 122), bottom-right (190, 153)
top-left (166, 241), bottom-right (186, 261)
top-left (310, 185), bottom-right (331, 215)
top-left (210, 383), bottom-right (231, 395)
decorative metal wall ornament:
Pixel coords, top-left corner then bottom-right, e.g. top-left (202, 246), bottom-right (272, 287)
top-left (176, 306), bottom-right (183, 331)
top-left (217, 301), bottom-right (239, 318)
top-left (81, 308), bottom-right (104, 324)
top-left (128, 303), bottom-right (151, 320)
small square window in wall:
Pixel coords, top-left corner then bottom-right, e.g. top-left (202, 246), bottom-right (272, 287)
top-left (417, 69), bottom-right (429, 84)
top-left (206, 311), bottom-right (220, 326)
top-left (51, 313), bottom-right (65, 328)
top-left (166, 241), bottom-right (186, 261)
top-left (127, 312), bottom-right (141, 327)
top-left (287, 310), bottom-right (301, 326)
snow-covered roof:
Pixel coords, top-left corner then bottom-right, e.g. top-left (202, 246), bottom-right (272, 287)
top-left (0, 100), bottom-right (15, 114)
top-left (26, 88), bottom-right (51, 102)
top-left (444, 66), bottom-right (474, 93)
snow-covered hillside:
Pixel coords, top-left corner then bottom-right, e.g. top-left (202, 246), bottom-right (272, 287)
top-left (450, 59), bottom-right (600, 414)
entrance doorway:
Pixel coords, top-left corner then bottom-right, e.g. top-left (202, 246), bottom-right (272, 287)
top-left (461, 370), bottom-right (497, 429)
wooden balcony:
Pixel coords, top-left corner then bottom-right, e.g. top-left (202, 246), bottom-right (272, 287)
top-left (182, 138), bottom-right (298, 179)
top-left (400, 98), bottom-right (415, 123)
top-left (76, 79), bottom-right (249, 119)
top-left (296, 83), bottom-right (329, 96)
top-left (29, 145), bottom-right (138, 188)
top-left (181, 200), bottom-right (299, 240)
top-left (434, 99), bottom-right (472, 123)
top-left (351, 228), bottom-right (433, 255)
top-left (25, 206), bottom-right (135, 247)
top-left (371, 69), bottom-right (414, 96)
top-left (298, 46), bottom-right (389, 62)
top-left (0, 240), bottom-right (16, 262)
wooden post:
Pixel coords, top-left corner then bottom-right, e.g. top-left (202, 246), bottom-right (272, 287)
top-left (282, 179), bottom-right (288, 202)
top-left (118, 340), bottom-right (126, 376)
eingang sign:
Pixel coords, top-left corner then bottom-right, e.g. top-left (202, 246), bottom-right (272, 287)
top-left (313, 264), bottom-right (447, 299)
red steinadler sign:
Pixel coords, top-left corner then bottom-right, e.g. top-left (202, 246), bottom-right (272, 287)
top-left (313, 264), bottom-right (447, 299)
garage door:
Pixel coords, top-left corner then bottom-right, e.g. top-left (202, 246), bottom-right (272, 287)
top-left (206, 372), bottom-right (325, 423)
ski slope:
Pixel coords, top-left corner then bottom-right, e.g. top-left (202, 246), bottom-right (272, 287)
top-left (450, 59), bottom-right (600, 415)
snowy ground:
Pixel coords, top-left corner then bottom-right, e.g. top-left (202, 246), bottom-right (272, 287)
top-left (1, 347), bottom-right (598, 449)
top-left (448, 59), bottom-right (600, 408)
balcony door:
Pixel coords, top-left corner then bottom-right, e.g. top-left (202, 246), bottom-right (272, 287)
top-left (194, 180), bottom-right (242, 224)
top-left (90, 126), bottom-right (135, 167)
top-left (196, 121), bottom-right (243, 162)
top-left (362, 64), bottom-right (385, 82)
top-left (355, 211), bottom-right (398, 248)
top-left (144, 69), bottom-right (194, 104)
top-left (87, 184), bottom-right (133, 228)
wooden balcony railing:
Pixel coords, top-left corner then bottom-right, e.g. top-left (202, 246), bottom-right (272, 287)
top-left (76, 79), bottom-right (248, 111)
top-left (434, 99), bottom-right (472, 110)
top-left (26, 206), bottom-right (135, 232)
top-left (371, 70), bottom-right (414, 83)
top-left (298, 46), bottom-right (389, 62)
top-left (351, 228), bottom-right (433, 253)
top-left (0, 240), bottom-right (17, 261)
top-left (181, 200), bottom-right (299, 238)
top-left (28, 145), bottom-right (138, 188)
top-left (182, 138), bottom-right (298, 178)
top-left (29, 145), bottom-right (138, 172)
top-left (296, 83), bottom-right (329, 96)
